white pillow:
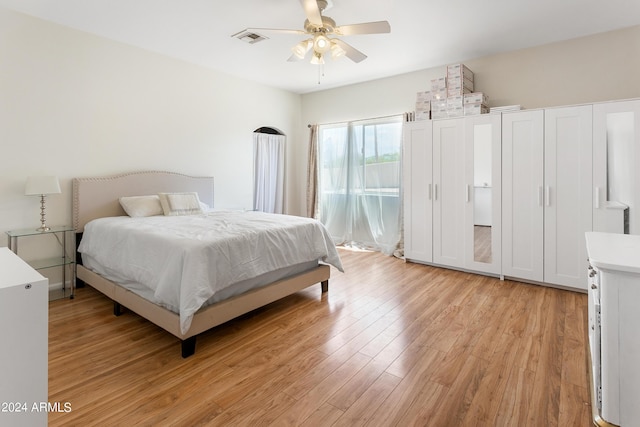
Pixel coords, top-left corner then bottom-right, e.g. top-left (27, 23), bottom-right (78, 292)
top-left (158, 192), bottom-right (204, 216)
top-left (199, 201), bottom-right (211, 212)
top-left (119, 195), bottom-right (164, 217)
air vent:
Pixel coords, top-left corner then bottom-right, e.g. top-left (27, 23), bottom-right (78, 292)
top-left (231, 30), bottom-right (269, 44)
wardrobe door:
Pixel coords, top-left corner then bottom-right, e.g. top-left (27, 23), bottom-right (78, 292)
top-left (464, 113), bottom-right (501, 275)
top-left (403, 120), bottom-right (433, 263)
top-left (433, 118), bottom-right (465, 268)
top-left (501, 110), bottom-right (544, 282)
top-left (544, 105), bottom-right (592, 290)
top-left (593, 99), bottom-right (640, 234)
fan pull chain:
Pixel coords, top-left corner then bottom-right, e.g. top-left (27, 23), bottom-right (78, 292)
top-left (317, 62), bottom-right (325, 85)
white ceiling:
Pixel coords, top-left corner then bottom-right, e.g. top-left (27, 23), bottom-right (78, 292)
top-left (2, 0), bottom-right (639, 94)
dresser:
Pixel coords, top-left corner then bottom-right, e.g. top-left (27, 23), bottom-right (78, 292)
top-left (586, 232), bottom-right (640, 426)
top-left (0, 247), bottom-right (48, 427)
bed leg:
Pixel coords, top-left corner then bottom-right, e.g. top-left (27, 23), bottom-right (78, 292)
top-left (181, 337), bottom-right (196, 358)
top-left (321, 280), bottom-right (329, 293)
top-left (113, 302), bottom-right (123, 316)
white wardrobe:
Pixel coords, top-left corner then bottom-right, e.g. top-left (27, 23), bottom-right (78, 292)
top-left (404, 113), bottom-right (502, 276)
top-left (403, 119), bottom-right (433, 263)
top-left (404, 98), bottom-right (640, 291)
top-left (502, 105), bottom-right (593, 290)
top-left (501, 110), bottom-right (544, 282)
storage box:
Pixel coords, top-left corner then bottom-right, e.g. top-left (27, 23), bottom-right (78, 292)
top-left (448, 75), bottom-right (474, 87)
top-left (464, 92), bottom-right (489, 105)
top-left (447, 106), bottom-right (464, 117)
top-left (448, 76), bottom-right (474, 93)
top-left (447, 96), bottom-right (464, 108)
top-left (431, 99), bottom-right (447, 110)
top-left (447, 86), bottom-right (473, 97)
top-left (463, 103), bottom-right (489, 116)
top-left (415, 101), bottom-right (431, 113)
top-left (431, 110), bottom-right (449, 119)
top-left (416, 91), bottom-right (431, 102)
top-left (447, 63), bottom-right (474, 81)
top-left (431, 88), bottom-right (447, 101)
top-left (430, 77), bottom-right (447, 91)
top-left (415, 110), bottom-right (431, 121)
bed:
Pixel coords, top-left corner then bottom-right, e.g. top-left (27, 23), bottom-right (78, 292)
top-left (72, 171), bottom-right (342, 357)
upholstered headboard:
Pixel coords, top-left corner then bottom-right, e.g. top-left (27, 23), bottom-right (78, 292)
top-left (72, 171), bottom-right (214, 232)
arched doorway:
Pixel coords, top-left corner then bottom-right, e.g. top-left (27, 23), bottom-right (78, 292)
top-left (253, 127), bottom-right (285, 213)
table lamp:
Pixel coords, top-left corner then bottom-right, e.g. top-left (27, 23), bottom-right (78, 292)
top-left (25, 176), bottom-right (61, 231)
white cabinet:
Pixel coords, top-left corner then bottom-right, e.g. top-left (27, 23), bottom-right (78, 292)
top-left (593, 99), bottom-right (640, 234)
top-left (403, 120), bottom-right (433, 263)
top-left (464, 114), bottom-right (502, 275)
top-left (404, 98), bottom-right (639, 291)
top-left (501, 110), bottom-right (545, 282)
top-left (586, 232), bottom-right (640, 426)
top-left (0, 247), bottom-right (48, 427)
top-left (432, 118), bottom-right (465, 268)
top-left (501, 106), bottom-right (592, 290)
top-left (404, 115), bottom-right (502, 276)
top-left (544, 105), bottom-right (592, 289)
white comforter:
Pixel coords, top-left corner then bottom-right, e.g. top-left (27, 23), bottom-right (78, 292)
top-left (78, 210), bottom-right (343, 333)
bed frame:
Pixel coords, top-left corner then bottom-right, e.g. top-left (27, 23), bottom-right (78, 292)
top-left (72, 171), bottom-right (330, 358)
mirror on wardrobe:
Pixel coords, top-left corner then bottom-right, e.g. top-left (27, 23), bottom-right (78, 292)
top-left (606, 111), bottom-right (633, 234)
top-left (473, 123), bottom-right (493, 263)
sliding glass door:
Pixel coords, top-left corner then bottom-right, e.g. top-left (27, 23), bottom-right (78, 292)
top-left (318, 116), bottom-right (403, 255)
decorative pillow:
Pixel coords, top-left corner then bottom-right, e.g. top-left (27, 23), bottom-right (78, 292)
top-left (158, 192), bottom-right (204, 216)
top-left (119, 195), bottom-right (163, 217)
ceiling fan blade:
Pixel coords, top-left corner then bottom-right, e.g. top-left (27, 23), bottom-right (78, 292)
top-left (332, 39), bottom-right (367, 63)
top-left (299, 0), bottom-right (323, 27)
top-left (335, 21), bottom-right (391, 36)
top-left (244, 27), bottom-right (306, 35)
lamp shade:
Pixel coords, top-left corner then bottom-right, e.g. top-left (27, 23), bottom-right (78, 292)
top-left (292, 39), bottom-right (313, 59)
top-left (25, 176), bottom-right (61, 196)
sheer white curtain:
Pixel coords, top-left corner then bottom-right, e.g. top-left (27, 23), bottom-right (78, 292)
top-left (253, 132), bottom-right (285, 213)
top-left (317, 116), bottom-right (403, 255)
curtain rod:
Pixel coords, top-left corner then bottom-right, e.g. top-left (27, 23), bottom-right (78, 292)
top-left (307, 112), bottom-right (405, 128)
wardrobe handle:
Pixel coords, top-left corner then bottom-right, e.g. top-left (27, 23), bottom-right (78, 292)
top-left (594, 187), bottom-right (601, 209)
top-left (465, 185), bottom-right (470, 203)
top-left (545, 186), bottom-right (551, 207)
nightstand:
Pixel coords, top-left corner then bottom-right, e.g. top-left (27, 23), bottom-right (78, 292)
top-left (6, 225), bottom-right (76, 300)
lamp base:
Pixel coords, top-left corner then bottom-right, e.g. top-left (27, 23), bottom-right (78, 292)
top-left (37, 195), bottom-right (50, 232)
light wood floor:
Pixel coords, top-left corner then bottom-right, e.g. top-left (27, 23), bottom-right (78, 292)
top-left (48, 248), bottom-right (592, 426)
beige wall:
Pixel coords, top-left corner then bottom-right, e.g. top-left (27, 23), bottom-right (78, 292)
top-left (295, 25), bottom-right (640, 215)
top-left (0, 8), bottom-right (302, 236)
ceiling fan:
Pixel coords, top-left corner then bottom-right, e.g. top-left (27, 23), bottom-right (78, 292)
top-left (241, 0), bottom-right (391, 64)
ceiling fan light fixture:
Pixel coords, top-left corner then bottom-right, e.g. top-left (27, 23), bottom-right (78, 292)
top-left (310, 52), bottom-right (325, 65)
top-left (330, 40), bottom-right (346, 59)
top-left (313, 34), bottom-right (331, 53)
top-left (292, 39), bottom-right (313, 59)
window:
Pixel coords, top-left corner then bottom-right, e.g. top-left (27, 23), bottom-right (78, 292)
top-left (317, 116), bottom-right (403, 255)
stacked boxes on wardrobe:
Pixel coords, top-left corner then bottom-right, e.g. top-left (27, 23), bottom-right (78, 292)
top-left (447, 63), bottom-right (474, 97)
top-left (420, 63), bottom-right (489, 119)
top-left (464, 92), bottom-right (489, 115)
top-left (430, 76), bottom-right (448, 119)
top-left (414, 90), bottom-right (431, 121)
